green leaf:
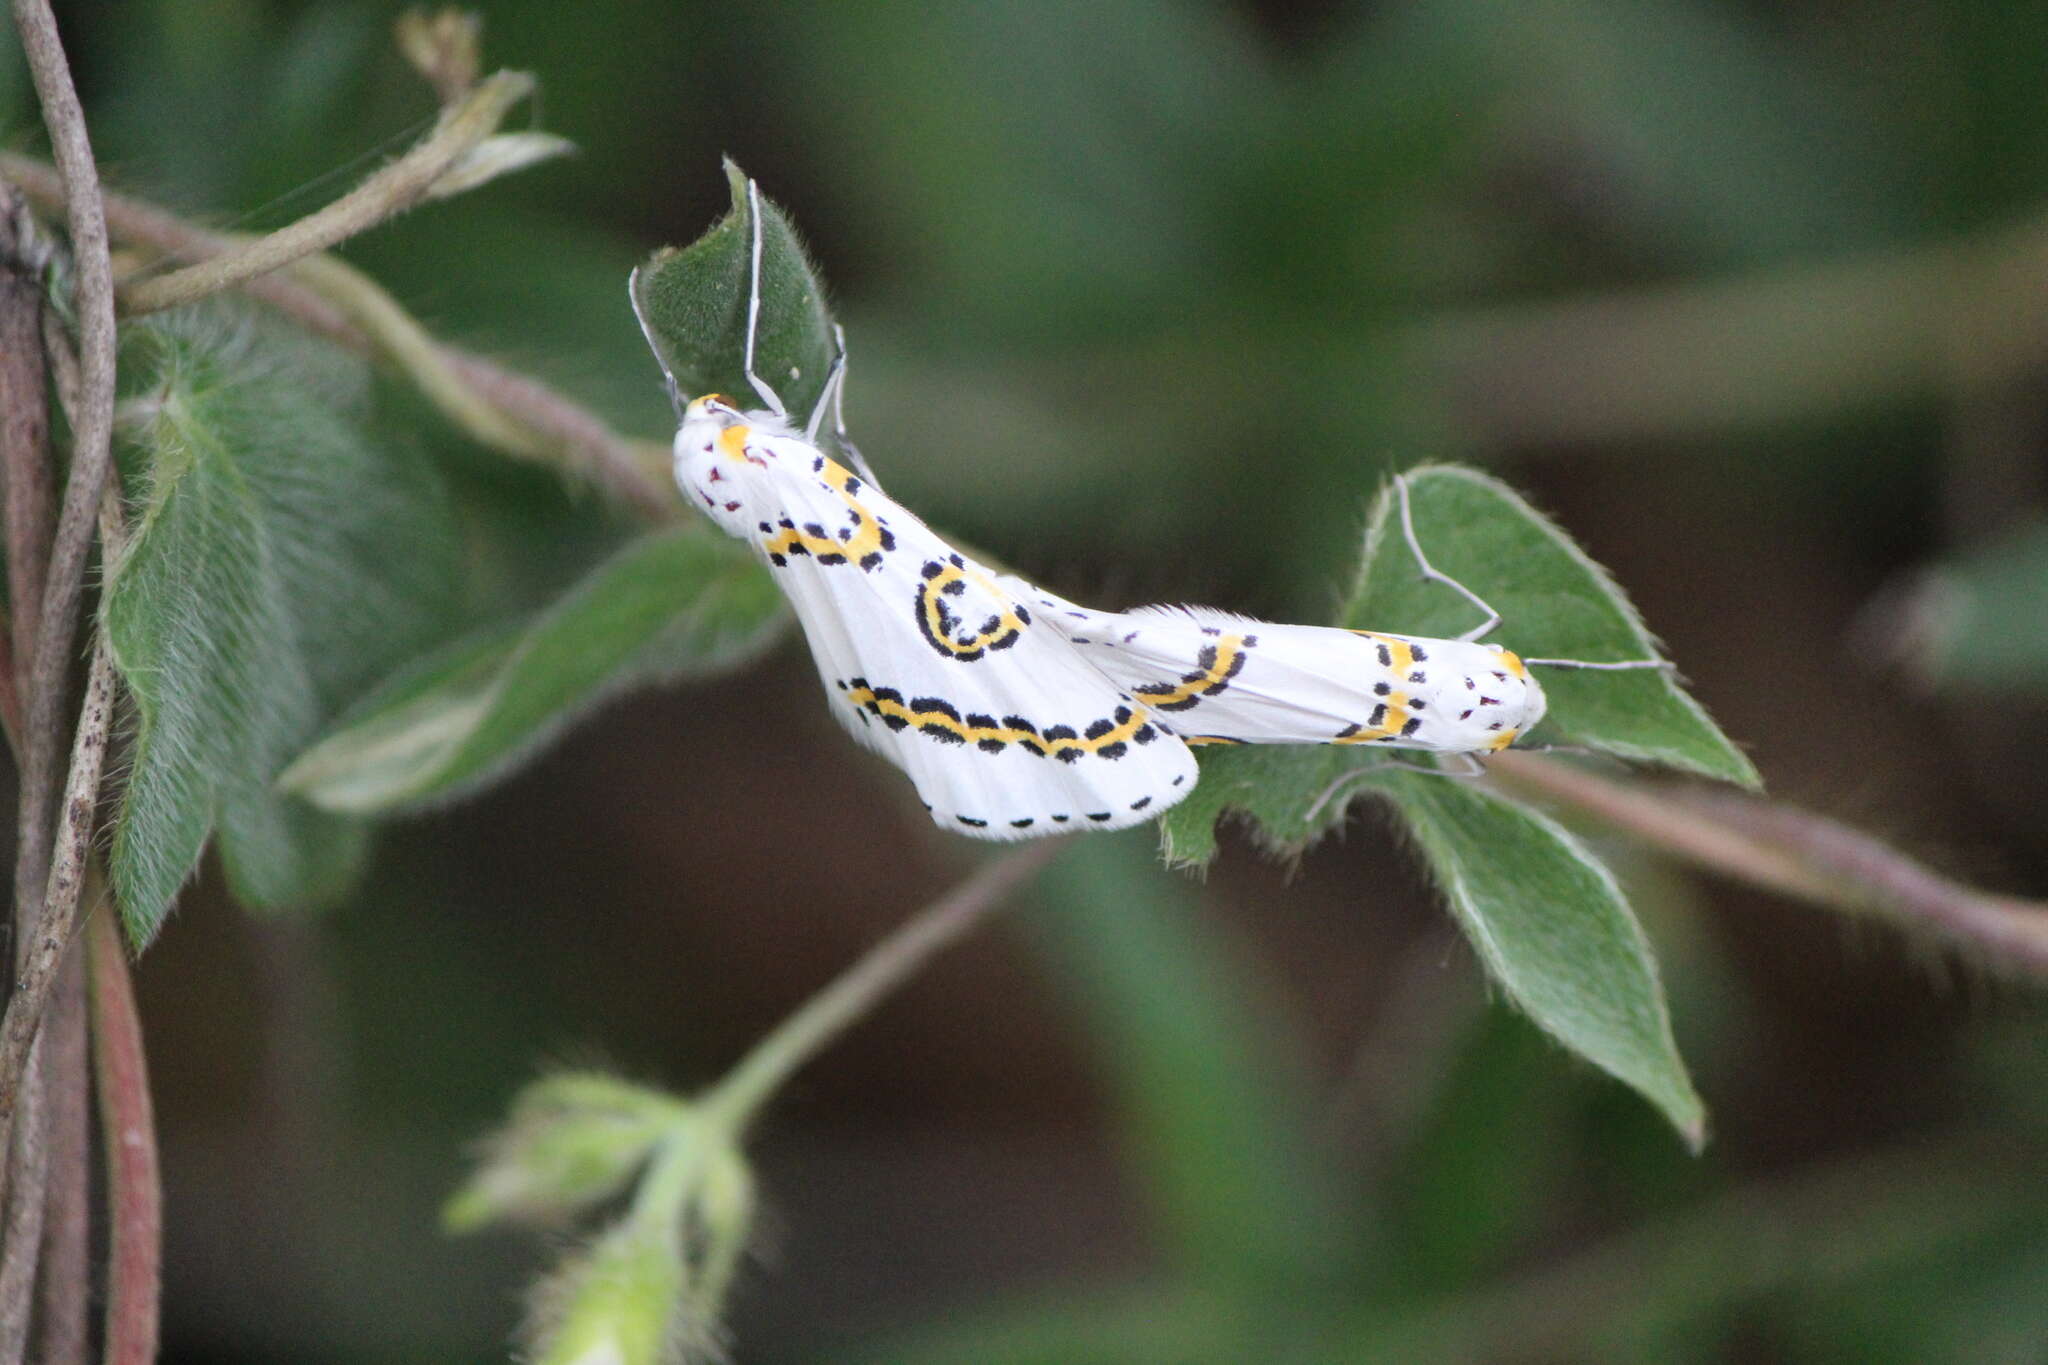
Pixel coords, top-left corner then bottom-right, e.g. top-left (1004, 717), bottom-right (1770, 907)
top-left (1374, 770), bottom-right (1704, 1145)
top-left (1344, 465), bottom-right (1753, 778)
top-left (104, 306), bottom-right (462, 945)
top-left (281, 528), bottom-right (785, 813)
top-left (628, 158), bottom-right (836, 424)
top-left (1032, 836), bottom-right (1353, 1287)
top-left (1159, 462), bottom-right (1757, 865)
top-left (1158, 467), bottom-right (1709, 1139)
top-left (1897, 519), bottom-right (2048, 695)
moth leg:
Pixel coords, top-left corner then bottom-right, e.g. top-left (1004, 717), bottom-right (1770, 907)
top-left (1509, 742), bottom-right (1600, 755)
top-left (627, 270), bottom-right (686, 423)
top-left (1305, 751), bottom-right (1486, 821)
top-left (807, 322), bottom-right (881, 485)
top-left (1523, 656), bottom-right (1676, 672)
top-left (743, 177), bottom-right (790, 418)
top-left (1396, 473), bottom-right (1501, 643)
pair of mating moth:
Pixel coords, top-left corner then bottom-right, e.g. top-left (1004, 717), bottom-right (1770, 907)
top-left (634, 182), bottom-right (1664, 838)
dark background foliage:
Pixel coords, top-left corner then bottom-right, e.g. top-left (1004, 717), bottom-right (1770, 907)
top-left (9, 1), bottom-right (2046, 1359)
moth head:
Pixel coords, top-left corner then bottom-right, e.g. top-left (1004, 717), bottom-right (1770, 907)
top-left (674, 394), bottom-right (750, 476)
top-left (1488, 645), bottom-right (1547, 738)
top-left (682, 394), bottom-right (745, 426)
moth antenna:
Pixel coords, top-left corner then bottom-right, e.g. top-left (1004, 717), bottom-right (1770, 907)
top-left (1306, 752), bottom-right (1487, 821)
top-left (1396, 473), bottom-right (1502, 643)
top-left (627, 270), bottom-right (686, 423)
top-left (743, 177), bottom-right (789, 417)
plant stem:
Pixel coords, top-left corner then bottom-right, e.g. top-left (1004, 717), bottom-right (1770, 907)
top-left (34, 952), bottom-right (89, 1365)
top-left (0, 637), bottom-right (121, 1100)
top-left (7, 0), bottom-right (119, 1104)
top-left (118, 71), bottom-right (540, 316)
top-left (0, 152), bottom-right (678, 520)
top-left (0, 183), bottom-right (53, 711)
top-left (0, 1039), bottom-right (46, 1365)
top-left (285, 252), bottom-right (675, 510)
top-left (628, 1124), bottom-right (707, 1253)
top-left (1487, 753), bottom-right (2048, 977)
top-left (88, 898), bottom-right (158, 1365)
top-left (0, 336), bottom-right (124, 1173)
top-left (700, 843), bottom-right (1064, 1134)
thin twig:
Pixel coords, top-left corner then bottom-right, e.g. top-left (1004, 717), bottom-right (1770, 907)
top-left (1673, 786), bottom-right (2048, 973)
top-left (0, 182), bottom-right (54, 709)
top-left (119, 70), bottom-right (537, 316)
top-left (289, 253), bottom-right (676, 517)
top-left (9, 0), bottom-right (119, 1055)
top-left (0, 152), bottom-right (678, 519)
top-left (1486, 753), bottom-right (2048, 977)
top-left (88, 898), bottom-right (158, 1365)
top-left (0, 327), bottom-right (122, 1174)
top-left (33, 952), bottom-right (89, 1365)
top-left (0, 638), bottom-right (121, 1122)
top-left (701, 843), bottom-right (1066, 1134)
top-left (0, 1040), bottom-right (47, 1365)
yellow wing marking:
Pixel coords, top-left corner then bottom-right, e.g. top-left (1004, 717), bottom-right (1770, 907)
top-left (757, 452), bottom-right (896, 569)
top-left (1130, 633), bottom-right (1252, 711)
top-left (1333, 631), bottom-right (1424, 745)
top-left (915, 557), bottom-right (1028, 660)
top-left (842, 679), bottom-right (1158, 760)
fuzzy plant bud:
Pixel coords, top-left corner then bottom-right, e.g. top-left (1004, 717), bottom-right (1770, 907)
top-left (444, 1073), bottom-right (681, 1232)
top-left (528, 1221), bottom-right (708, 1365)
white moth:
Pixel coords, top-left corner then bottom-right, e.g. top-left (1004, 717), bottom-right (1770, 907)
top-left (634, 180), bottom-right (1665, 839)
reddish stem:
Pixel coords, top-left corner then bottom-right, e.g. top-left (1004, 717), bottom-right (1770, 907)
top-left (35, 951), bottom-right (89, 1364)
top-left (88, 903), bottom-right (158, 1365)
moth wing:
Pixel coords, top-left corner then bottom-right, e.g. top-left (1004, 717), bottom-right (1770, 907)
top-left (1022, 590), bottom-right (1431, 745)
top-left (758, 471), bottom-right (1198, 837)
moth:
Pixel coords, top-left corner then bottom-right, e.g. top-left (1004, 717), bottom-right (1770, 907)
top-left (634, 181), bottom-right (1664, 838)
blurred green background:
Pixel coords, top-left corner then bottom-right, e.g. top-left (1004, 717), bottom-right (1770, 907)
top-left (11, 0), bottom-right (2048, 1359)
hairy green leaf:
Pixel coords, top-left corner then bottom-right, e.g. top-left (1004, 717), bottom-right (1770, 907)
top-left (629, 158), bottom-right (836, 426)
top-left (1153, 467), bottom-right (1711, 1138)
top-left (1159, 463), bottom-right (1756, 864)
top-left (1372, 770), bottom-right (1704, 1144)
top-left (1348, 466), bottom-right (1753, 779)
top-left (104, 307), bottom-right (461, 944)
top-left (281, 528), bottom-right (785, 813)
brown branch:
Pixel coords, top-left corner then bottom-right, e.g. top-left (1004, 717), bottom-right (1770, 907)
top-left (0, 638), bottom-right (121, 1127)
top-left (0, 326), bottom-right (122, 1180)
top-left (33, 953), bottom-right (88, 1365)
top-left (0, 184), bottom-right (53, 711)
top-left (0, 152), bottom-right (678, 520)
top-left (119, 70), bottom-right (540, 316)
top-left (1487, 753), bottom-right (2048, 977)
top-left (287, 253), bottom-right (676, 518)
top-left (1673, 786), bottom-right (2048, 972)
top-left (0, 1040), bottom-right (47, 1365)
top-left (9, 0), bottom-right (119, 1078)
top-left (87, 899), bottom-right (157, 1365)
